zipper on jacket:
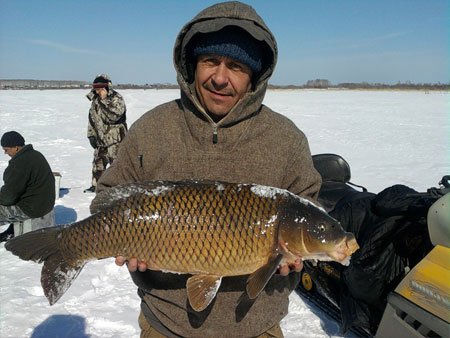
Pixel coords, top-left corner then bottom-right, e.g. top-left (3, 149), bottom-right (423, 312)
top-left (212, 124), bottom-right (218, 144)
top-left (189, 93), bottom-right (220, 144)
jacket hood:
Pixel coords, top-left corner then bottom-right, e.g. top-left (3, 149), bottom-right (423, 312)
top-left (173, 1), bottom-right (277, 126)
top-left (87, 73), bottom-right (114, 101)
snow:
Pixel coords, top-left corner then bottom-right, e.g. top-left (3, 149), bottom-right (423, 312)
top-left (0, 89), bottom-right (448, 338)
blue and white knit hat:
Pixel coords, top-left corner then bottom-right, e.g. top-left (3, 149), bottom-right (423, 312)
top-left (192, 26), bottom-right (263, 74)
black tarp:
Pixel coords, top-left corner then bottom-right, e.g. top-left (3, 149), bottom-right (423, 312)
top-left (310, 154), bottom-right (448, 334)
top-left (326, 184), bottom-right (434, 334)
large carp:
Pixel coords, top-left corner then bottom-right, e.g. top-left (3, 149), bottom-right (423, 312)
top-left (5, 180), bottom-right (359, 311)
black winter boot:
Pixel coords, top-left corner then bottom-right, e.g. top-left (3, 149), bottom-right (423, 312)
top-left (0, 224), bottom-right (14, 242)
top-left (84, 186), bottom-right (96, 193)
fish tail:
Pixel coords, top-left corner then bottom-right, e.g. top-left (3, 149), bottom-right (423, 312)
top-left (41, 251), bottom-right (84, 305)
top-left (5, 226), bottom-right (84, 305)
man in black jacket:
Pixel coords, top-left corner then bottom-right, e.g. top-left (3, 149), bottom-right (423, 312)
top-left (0, 131), bottom-right (55, 241)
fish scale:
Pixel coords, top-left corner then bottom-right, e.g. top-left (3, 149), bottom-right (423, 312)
top-left (5, 180), bottom-right (359, 311)
top-left (61, 184), bottom-right (275, 275)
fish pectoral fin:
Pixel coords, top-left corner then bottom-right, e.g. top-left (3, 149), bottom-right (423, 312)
top-left (246, 253), bottom-right (283, 299)
top-left (42, 254), bottom-right (85, 305)
top-left (186, 274), bottom-right (222, 312)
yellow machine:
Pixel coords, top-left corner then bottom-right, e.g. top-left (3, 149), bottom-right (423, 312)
top-left (376, 193), bottom-right (450, 337)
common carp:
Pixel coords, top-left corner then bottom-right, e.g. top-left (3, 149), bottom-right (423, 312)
top-left (5, 180), bottom-right (359, 311)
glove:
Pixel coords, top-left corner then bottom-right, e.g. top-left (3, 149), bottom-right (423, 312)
top-left (88, 136), bottom-right (97, 148)
top-left (87, 89), bottom-right (96, 101)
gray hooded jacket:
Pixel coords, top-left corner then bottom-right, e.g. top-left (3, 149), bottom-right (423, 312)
top-left (93, 2), bottom-right (321, 337)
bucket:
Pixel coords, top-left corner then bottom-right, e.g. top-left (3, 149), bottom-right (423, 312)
top-left (53, 172), bottom-right (61, 199)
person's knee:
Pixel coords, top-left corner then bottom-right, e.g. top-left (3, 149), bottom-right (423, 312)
top-left (255, 323), bottom-right (284, 338)
top-left (138, 312), bottom-right (167, 338)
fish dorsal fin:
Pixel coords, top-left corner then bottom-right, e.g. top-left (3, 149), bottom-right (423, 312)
top-left (246, 253), bottom-right (283, 299)
top-left (90, 181), bottom-right (175, 214)
top-left (186, 274), bottom-right (222, 312)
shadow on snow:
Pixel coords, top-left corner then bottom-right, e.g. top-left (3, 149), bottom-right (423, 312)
top-left (31, 314), bottom-right (89, 338)
top-left (54, 205), bottom-right (77, 225)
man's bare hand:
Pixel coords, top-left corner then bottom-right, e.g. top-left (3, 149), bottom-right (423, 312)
top-left (115, 256), bottom-right (147, 272)
top-left (278, 259), bottom-right (303, 276)
top-left (95, 88), bottom-right (108, 100)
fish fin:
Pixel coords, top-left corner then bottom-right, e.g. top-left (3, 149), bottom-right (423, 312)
top-left (5, 226), bottom-right (62, 263)
top-left (5, 226), bottom-right (84, 305)
top-left (186, 274), bottom-right (222, 312)
top-left (246, 253), bottom-right (283, 299)
top-left (90, 181), bottom-right (175, 214)
top-left (91, 180), bottom-right (229, 214)
top-left (41, 253), bottom-right (84, 305)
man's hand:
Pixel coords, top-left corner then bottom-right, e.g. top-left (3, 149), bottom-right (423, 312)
top-left (278, 259), bottom-right (303, 276)
top-left (115, 256), bottom-right (147, 272)
top-left (88, 136), bottom-right (97, 148)
top-left (115, 256), bottom-right (303, 276)
top-left (277, 241), bottom-right (303, 276)
top-left (95, 88), bottom-right (108, 100)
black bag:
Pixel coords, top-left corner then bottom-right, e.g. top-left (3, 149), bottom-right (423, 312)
top-left (310, 154), bottom-right (440, 334)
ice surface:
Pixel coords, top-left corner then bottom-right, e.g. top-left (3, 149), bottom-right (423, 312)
top-left (0, 89), bottom-right (448, 337)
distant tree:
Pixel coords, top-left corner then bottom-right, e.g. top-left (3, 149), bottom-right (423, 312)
top-left (305, 79), bottom-right (331, 88)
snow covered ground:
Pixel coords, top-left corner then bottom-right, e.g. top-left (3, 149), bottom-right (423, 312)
top-left (0, 89), bottom-right (448, 338)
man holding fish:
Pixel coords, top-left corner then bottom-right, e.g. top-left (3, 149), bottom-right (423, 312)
top-left (6, 1), bottom-right (359, 337)
top-left (98, 2), bottom-right (321, 337)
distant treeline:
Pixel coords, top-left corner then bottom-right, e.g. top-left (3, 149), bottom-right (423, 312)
top-left (269, 79), bottom-right (449, 90)
top-left (1, 79), bottom-right (448, 90)
top-left (0, 80), bottom-right (178, 90)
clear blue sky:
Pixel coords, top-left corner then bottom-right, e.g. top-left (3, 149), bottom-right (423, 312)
top-left (0, 0), bottom-right (448, 85)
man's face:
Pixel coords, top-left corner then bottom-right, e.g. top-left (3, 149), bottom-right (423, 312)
top-left (195, 54), bottom-right (253, 121)
top-left (95, 87), bottom-right (108, 99)
top-left (2, 146), bottom-right (20, 158)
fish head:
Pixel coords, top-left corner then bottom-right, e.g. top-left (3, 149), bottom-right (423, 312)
top-left (278, 199), bottom-right (359, 264)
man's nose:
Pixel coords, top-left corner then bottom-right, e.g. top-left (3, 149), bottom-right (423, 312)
top-left (211, 63), bottom-right (229, 89)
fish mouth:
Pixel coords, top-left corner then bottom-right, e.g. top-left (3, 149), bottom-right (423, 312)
top-left (327, 234), bottom-right (359, 262)
top-left (280, 230), bottom-right (359, 264)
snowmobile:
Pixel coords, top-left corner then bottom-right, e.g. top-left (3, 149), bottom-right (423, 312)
top-left (376, 191), bottom-right (449, 338)
top-left (297, 153), bottom-right (450, 337)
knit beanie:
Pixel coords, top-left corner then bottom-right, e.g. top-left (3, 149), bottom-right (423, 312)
top-left (192, 26), bottom-right (263, 74)
top-left (1, 131), bottom-right (25, 147)
top-left (92, 74), bottom-right (111, 88)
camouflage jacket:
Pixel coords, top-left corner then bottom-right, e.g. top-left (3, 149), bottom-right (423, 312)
top-left (87, 88), bottom-right (127, 148)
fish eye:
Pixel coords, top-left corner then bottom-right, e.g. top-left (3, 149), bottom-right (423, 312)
top-left (319, 224), bottom-right (326, 231)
